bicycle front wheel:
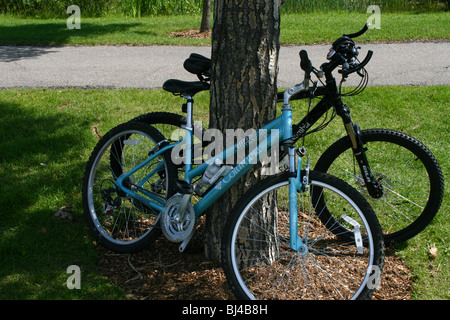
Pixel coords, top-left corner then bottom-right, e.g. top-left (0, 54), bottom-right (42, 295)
top-left (315, 128), bottom-right (444, 243)
top-left (222, 171), bottom-right (384, 300)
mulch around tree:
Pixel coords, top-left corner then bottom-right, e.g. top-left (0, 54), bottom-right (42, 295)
top-left (98, 230), bottom-right (413, 300)
top-left (170, 30), bottom-right (212, 40)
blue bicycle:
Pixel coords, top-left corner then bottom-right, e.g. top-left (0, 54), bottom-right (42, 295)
top-left (82, 47), bottom-right (385, 299)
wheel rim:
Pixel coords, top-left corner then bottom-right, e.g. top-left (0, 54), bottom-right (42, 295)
top-left (326, 140), bottom-right (431, 238)
top-left (229, 180), bottom-right (376, 300)
top-left (87, 129), bottom-right (169, 245)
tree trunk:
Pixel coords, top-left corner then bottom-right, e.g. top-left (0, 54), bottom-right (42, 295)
top-left (204, 0), bottom-right (282, 262)
top-left (200, 0), bottom-right (211, 33)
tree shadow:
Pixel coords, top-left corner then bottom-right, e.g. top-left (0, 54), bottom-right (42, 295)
top-left (0, 97), bottom-right (104, 298)
top-left (0, 46), bottom-right (58, 62)
top-left (0, 20), bottom-right (153, 53)
top-left (0, 97), bottom-right (90, 226)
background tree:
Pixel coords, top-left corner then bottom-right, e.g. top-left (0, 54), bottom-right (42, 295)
top-left (204, 0), bottom-right (282, 262)
top-left (200, 0), bottom-right (211, 33)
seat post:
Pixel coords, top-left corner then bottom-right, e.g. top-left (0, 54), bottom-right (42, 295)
top-left (183, 95), bottom-right (194, 130)
top-left (183, 95), bottom-right (194, 178)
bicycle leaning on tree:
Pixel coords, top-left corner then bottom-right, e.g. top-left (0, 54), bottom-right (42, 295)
top-left (128, 23), bottom-right (444, 245)
top-left (81, 24), bottom-right (395, 300)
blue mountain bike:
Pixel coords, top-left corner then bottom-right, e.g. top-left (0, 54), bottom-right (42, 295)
top-left (82, 35), bottom-right (385, 299)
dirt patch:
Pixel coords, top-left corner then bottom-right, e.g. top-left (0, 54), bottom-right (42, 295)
top-left (170, 29), bottom-right (211, 40)
top-left (373, 246), bottom-right (413, 300)
top-left (98, 230), bottom-right (413, 300)
top-left (98, 231), bottom-right (234, 300)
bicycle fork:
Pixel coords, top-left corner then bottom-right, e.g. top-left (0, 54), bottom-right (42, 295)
top-left (288, 146), bottom-right (309, 253)
top-left (339, 104), bottom-right (384, 199)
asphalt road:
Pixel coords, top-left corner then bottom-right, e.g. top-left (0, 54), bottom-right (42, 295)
top-left (0, 41), bottom-right (449, 89)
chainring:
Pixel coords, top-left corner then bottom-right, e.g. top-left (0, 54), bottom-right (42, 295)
top-left (160, 195), bottom-right (196, 242)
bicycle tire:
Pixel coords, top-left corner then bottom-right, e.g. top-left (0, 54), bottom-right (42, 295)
top-left (314, 128), bottom-right (444, 244)
top-left (129, 111), bottom-right (205, 143)
top-left (222, 171), bottom-right (384, 300)
top-left (82, 121), bottom-right (177, 253)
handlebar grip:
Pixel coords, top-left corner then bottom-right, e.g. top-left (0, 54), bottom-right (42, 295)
top-left (344, 23), bottom-right (369, 39)
top-left (299, 50), bottom-right (312, 73)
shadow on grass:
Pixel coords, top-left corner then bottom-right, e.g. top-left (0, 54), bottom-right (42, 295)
top-left (0, 20), bottom-right (153, 49)
top-left (0, 98), bottom-right (120, 298)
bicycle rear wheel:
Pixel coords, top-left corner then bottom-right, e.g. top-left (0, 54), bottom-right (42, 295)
top-left (129, 111), bottom-right (206, 149)
top-left (82, 122), bottom-right (176, 253)
top-left (222, 171), bottom-right (384, 300)
top-left (315, 128), bottom-right (444, 243)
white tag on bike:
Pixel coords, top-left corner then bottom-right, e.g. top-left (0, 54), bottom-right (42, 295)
top-left (341, 215), bottom-right (364, 254)
top-left (124, 139), bottom-right (141, 145)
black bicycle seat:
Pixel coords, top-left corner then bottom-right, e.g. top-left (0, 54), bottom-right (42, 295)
top-left (183, 53), bottom-right (211, 76)
top-left (163, 79), bottom-right (210, 96)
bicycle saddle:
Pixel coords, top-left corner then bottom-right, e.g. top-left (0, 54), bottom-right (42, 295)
top-left (183, 53), bottom-right (211, 76)
top-left (163, 79), bottom-right (210, 96)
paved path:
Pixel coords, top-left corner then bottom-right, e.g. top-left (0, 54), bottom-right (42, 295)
top-left (0, 42), bottom-right (449, 89)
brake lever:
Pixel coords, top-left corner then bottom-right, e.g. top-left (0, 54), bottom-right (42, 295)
top-left (341, 50), bottom-right (373, 77)
top-left (339, 62), bottom-right (350, 79)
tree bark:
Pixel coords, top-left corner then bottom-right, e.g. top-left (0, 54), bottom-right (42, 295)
top-left (204, 0), bottom-right (282, 262)
top-left (200, 0), bottom-right (211, 33)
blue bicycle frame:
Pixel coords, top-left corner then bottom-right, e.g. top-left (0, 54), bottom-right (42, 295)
top-left (115, 82), bottom-right (309, 251)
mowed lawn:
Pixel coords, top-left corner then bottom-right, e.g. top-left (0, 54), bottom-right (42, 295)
top-left (0, 86), bottom-right (448, 299)
top-left (0, 11), bottom-right (448, 46)
top-left (0, 9), bottom-right (449, 300)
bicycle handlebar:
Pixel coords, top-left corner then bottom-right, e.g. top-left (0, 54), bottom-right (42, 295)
top-left (343, 23), bottom-right (369, 39)
top-left (341, 50), bottom-right (373, 76)
top-left (300, 24), bottom-right (373, 79)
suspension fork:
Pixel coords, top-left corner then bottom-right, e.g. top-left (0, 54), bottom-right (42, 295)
top-left (288, 146), bottom-right (308, 252)
top-left (338, 103), bottom-right (384, 198)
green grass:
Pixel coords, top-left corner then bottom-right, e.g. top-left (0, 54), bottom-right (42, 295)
top-left (0, 15), bottom-right (210, 46)
top-left (2, 0), bottom-right (446, 18)
top-left (281, 11), bottom-right (450, 44)
top-left (0, 11), bottom-right (449, 46)
top-left (280, 0), bottom-right (448, 13)
top-left (0, 86), bottom-right (448, 299)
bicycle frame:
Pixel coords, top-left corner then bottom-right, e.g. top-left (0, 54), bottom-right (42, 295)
top-left (279, 76), bottom-right (383, 198)
top-left (115, 85), bottom-right (309, 251)
top-left (116, 69), bottom-right (383, 221)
